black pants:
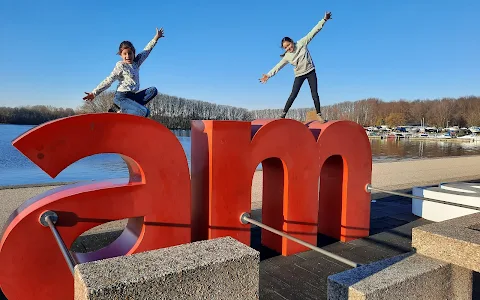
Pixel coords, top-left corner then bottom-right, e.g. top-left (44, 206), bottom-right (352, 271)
top-left (283, 69), bottom-right (321, 115)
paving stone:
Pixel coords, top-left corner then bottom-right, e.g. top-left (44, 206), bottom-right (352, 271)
top-left (260, 268), bottom-right (323, 300)
top-left (390, 212), bottom-right (421, 223)
top-left (261, 256), bottom-right (326, 300)
top-left (295, 255), bottom-right (351, 281)
top-left (369, 209), bottom-right (394, 220)
top-left (349, 219), bottom-right (433, 255)
top-left (347, 237), bottom-right (411, 257)
top-left (71, 230), bottom-right (123, 253)
top-left (296, 241), bottom-right (356, 260)
top-left (369, 218), bottom-right (410, 235)
top-left (391, 218), bottom-right (433, 233)
top-left (260, 269), bottom-right (293, 297)
top-left (316, 233), bottom-right (342, 247)
top-left (359, 231), bottom-right (412, 251)
top-left (258, 291), bottom-right (289, 300)
top-left (332, 245), bottom-right (399, 265)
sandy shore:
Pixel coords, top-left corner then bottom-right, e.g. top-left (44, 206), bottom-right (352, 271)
top-left (1, 155), bottom-right (480, 233)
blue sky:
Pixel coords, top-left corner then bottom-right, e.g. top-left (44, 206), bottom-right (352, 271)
top-left (0, 0), bottom-right (479, 110)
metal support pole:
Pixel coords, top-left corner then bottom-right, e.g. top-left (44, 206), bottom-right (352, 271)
top-left (39, 211), bottom-right (77, 275)
top-left (239, 212), bottom-right (361, 268)
top-left (365, 184), bottom-right (480, 211)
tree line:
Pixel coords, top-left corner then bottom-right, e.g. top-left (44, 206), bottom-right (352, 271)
top-left (0, 106), bottom-right (75, 125)
top-left (2, 93), bottom-right (480, 129)
top-left (320, 95), bottom-right (480, 128)
top-left (77, 92), bottom-right (253, 129)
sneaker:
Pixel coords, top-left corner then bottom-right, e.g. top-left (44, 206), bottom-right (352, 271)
top-left (316, 113), bottom-right (326, 123)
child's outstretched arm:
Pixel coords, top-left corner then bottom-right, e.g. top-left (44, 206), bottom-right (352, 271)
top-left (135, 27), bottom-right (165, 66)
top-left (259, 58), bottom-right (288, 83)
top-left (83, 64), bottom-right (121, 101)
top-left (297, 11), bottom-right (332, 46)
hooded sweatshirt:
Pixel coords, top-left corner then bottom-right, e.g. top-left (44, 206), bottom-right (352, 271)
top-left (267, 19), bottom-right (326, 78)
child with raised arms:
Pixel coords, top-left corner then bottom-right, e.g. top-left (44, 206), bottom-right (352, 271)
top-left (83, 27), bottom-right (165, 117)
top-left (260, 12), bottom-right (332, 123)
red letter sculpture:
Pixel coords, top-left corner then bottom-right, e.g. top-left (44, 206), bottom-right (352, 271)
top-left (0, 113), bottom-right (192, 300)
top-left (192, 119), bottom-right (321, 255)
top-left (0, 115), bottom-right (372, 299)
top-left (308, 120), bottom-right (372, 241)
top-left (192, 119), bottom-right (372, 255)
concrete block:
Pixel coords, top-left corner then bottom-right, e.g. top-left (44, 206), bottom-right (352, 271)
top-left (74, 236), bottom-right (260, 300)
top-left (327, 252), bottom-right (473, 300)
top-left (412, 212), bottom-right (480, 272)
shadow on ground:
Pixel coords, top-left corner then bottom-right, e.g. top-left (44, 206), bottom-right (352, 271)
top-left (1, 194), bottom-right (479, 300)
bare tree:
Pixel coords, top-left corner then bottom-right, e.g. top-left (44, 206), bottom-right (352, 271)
top-left (77, 92), bottom-right (115, 113)
top-left (3, 93), bottom-right (480, 129)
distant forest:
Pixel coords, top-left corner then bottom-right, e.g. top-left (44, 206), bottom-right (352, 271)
top-left (1, 92), bottom-right (480, 130)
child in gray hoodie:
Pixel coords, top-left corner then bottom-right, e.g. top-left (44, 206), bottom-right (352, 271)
top-left (260, 11), bottom-right (332, 122)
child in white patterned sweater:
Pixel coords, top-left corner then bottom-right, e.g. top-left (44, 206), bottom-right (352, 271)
top-left (83, 27), bottom-right (164, 117)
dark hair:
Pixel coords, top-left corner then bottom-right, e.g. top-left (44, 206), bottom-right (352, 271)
top-left (280, 37), bottom-right (294, 48)
top-left (280, 37), bottom-right (294, 57)
top-left (117, 41), bottom-right (136, 55)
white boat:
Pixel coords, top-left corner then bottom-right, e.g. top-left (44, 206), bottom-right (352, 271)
top-left (435, 133), bottom-right (452, 139)
top-left (469, 126), bottom-right (480, 133)
top-left (425, 127), bottom-right (439, 133)
top-left (457, 134), bottom-right (480, 141)
top-left (447, 126), bottom-right (460, 132)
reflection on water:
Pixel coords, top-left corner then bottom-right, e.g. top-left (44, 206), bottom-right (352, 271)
top-left (0, 125), bottom-right (192, 186)
top-left (370, 138), bottom-right (480, 162)
top-left (2, 124), bottom-right (480, 186)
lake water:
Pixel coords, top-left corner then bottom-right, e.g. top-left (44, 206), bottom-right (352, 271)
top-left (2, 123), bottom-right (480, 187)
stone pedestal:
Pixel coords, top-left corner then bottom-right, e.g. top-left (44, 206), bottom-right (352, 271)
top-left (412, 212), bottom-right (480, 272)
top-left (74, 237), bottom-right (260, 300)
top-left (327, 212), bottom-right (480, 299)
top-left (327, 252), bottom-right (472, 300)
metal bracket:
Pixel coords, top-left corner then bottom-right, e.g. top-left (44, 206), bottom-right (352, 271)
top-left (365, 184), bottom-right (372, 193)
top-left (239, 212), bottom-right (251, 224)
top-left (39, 210), bottom-right (58, 227)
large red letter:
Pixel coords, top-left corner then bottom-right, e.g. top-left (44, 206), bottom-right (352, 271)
top-left (308, 120), bottom-right (372, 241)
top-left (192, 119), bottom-right (372, 255)
top-left (192, 119), bottom-right (320, 255)
top-left (0, 113), bottom-right (191, 300)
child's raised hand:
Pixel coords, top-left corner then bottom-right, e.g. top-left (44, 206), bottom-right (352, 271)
top-left (324, 11), bottom-right (332, 20)
top-left (83, 92), bottom-right (95, 101)
top-left (155, 27), bottom-right (165, 40)
top-left (259, 74), bottom-right (269, 84)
